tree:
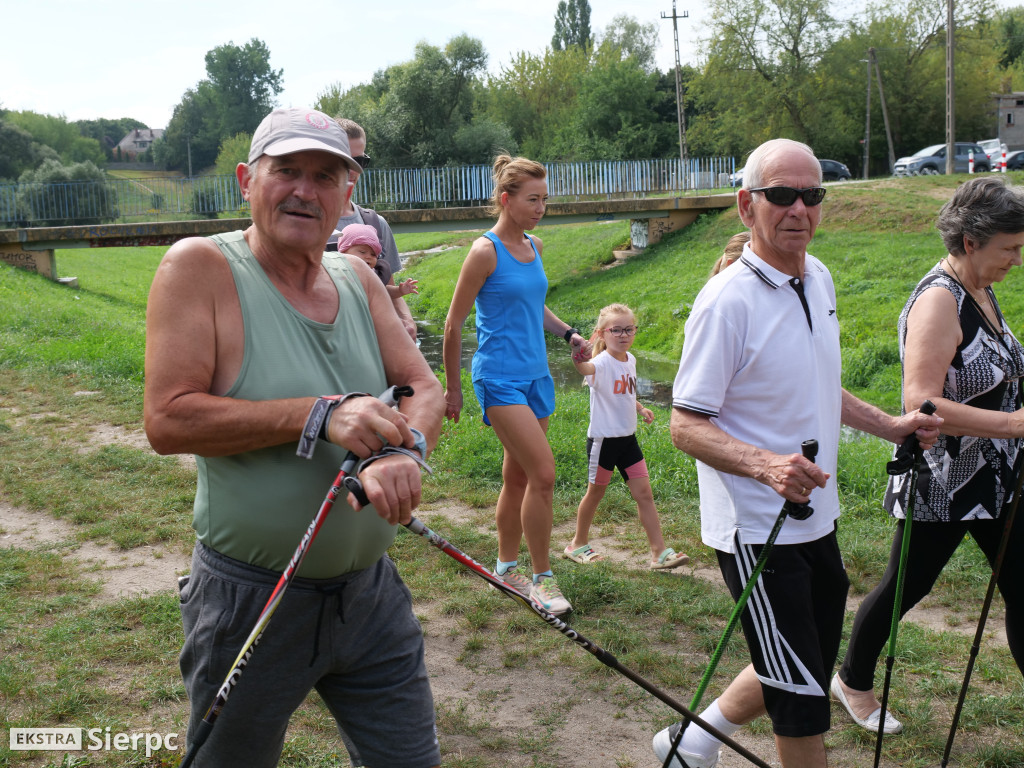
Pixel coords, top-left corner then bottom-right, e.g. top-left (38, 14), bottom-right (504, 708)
top-left (5, 110), bottom-right (106, 167)
top-left (214, 132), bottom-right (253, 176)
top-left (17, 159), bottom-right (116, 226)
top-left (205, 39), bottom-right (284, 138)
top-left (552, 0), bottom-right (593, 51)
top-left (483, 46), bottom-right (591, 160)
top-left (0, 120), bottom-right (56, 181)
top-left (155, 38), bottom-right (282, 173)
top-left (998, 6), bottom-right (1024, 69)
top-left (549, 46), bottom-right (674, 160)
top-left (75, 117), bottom-right (147, 159)
top-left (325, 35), bottom-right (492, 167)
top-left (599, 14), bottom-right (660, 72)
top-left (154, 83), bottom-right (222, 173)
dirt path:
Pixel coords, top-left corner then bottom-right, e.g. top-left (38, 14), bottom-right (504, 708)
top-left (0, 423), bottom-right (1009, 767)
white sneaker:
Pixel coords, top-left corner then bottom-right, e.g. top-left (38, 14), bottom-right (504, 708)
top-left (529, 575), bottom-right (572, 616)
top-left (830, 674), bottom-right (903, 734)
top-left (652, 723), bottom-right (720, 768)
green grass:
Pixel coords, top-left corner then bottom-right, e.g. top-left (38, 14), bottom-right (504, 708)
top-left (1, 174), bottom-right (1023, 766)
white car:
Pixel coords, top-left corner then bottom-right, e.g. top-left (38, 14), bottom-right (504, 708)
top-left (978, 138), bottom-right (1003, 162)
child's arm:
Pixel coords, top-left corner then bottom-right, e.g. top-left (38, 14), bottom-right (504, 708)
top-left (572, 356), bottom-right (596, 376)
top-left (637, 403), bottom-right (655, 425)
top-left (385, 277), bottom-right (419, 299)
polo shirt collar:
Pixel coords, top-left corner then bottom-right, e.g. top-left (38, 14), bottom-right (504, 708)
top-left (739, 243), bottom-right (816, 289)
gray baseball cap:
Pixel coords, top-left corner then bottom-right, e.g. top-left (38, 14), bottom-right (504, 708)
top-left (248, 108), bottom-right (360, 172)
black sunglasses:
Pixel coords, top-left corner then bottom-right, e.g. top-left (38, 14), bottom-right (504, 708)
top-left (353, 153), bottom-right (372, 169)
top-left (748, 186), bottom-right (827, 207)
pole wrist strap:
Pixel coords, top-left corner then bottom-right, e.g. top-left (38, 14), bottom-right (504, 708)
top-left (297, 393), bottom-right (369, 460)
top-left (356, 428), bottom-right (433, 475)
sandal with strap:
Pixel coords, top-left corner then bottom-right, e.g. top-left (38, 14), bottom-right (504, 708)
top-left (563, 544), bottom-right (602, 563)
top-left (651, 548), bottom-right (690, 570)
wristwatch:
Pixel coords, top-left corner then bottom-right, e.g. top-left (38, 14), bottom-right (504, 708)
top-left (563, 327), bottom-right (579, 343)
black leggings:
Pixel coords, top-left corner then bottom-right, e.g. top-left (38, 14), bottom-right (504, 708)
top-left (839, 514), bottom-right (1024, 691)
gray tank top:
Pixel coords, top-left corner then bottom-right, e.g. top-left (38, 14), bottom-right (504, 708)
top-left (193, 231), bottom-right (392, 577)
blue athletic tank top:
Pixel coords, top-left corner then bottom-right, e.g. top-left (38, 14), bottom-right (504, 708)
top-left (471, 231), bottom-right (549, 381)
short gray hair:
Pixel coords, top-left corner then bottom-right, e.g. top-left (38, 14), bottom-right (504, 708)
top-left (937, 176), bottom-right (1024, 255)
top-left (743, 138), bottom-right (820, 190)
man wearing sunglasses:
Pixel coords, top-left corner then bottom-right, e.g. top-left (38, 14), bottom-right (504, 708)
top-left (329, 118), bottom-right (417, 341)
top-left (655, 138), bottom-right (941, 768)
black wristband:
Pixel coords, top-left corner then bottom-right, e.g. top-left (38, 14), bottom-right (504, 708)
top-left (297, 392), bottom-right (369, 460)
top-left (563, 327), bottom-right (579, 343)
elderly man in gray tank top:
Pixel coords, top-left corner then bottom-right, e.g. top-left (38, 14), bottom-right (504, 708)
top-left (144, 107), bottom-right (444, 768)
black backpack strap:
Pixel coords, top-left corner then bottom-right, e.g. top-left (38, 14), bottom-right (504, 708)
top-left (357, 205), bottom-right (385, 243)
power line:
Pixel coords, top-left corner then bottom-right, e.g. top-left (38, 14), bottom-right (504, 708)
top-left (661, 1), bottom-right (689, 189)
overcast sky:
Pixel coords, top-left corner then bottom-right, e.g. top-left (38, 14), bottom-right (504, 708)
top-left (5, 0), bottom-right (708, 129)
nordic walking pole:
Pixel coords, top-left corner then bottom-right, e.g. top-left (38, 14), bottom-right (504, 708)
top-left (873, 399), bottom-right (936, 768)
top-left (938, 438), bottom-right (1024, 767)
top-left (403, 517), bottom-right (773, 768)
top-left (178, 385), bottom-right (413, 768)
top-left (661, 439), bottom-right (818, 768)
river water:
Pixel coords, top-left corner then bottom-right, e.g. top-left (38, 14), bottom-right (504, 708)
top-left (414, 322), bottom-right (680, 407)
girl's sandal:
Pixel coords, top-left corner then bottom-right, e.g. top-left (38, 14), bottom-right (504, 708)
top-left (651, 548), bottom-right (690, 570)
top-left (563, 544), bottom-right (602, 563)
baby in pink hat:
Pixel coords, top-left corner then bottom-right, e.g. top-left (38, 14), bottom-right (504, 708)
top-left (336, 223), bottom-right (419, 299)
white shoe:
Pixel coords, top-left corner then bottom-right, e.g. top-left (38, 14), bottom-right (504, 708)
top-left (830, 674), bottom-right (903, 734)
top-left (652, 723), bottom-right (720, 768)
top-left (528, 575), bottom-right (572, 616)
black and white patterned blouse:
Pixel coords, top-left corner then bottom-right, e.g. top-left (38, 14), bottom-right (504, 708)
top-left (885, 264), bottom-right (1024, 522)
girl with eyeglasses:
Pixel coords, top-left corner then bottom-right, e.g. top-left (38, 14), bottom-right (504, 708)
top-left (562, 303), bottom-right (689, 571)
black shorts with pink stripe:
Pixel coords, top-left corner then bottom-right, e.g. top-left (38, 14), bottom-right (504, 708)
top-left (585, 434), bottom-right (649, 486)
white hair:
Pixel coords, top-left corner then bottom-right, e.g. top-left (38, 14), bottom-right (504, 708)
top-left (743, 139), bottom-right (821, 189)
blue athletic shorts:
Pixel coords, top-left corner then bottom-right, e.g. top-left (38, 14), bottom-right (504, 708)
top-left (472, 375), bottom-right (556, 426)
top-left (178, 543), bottom-right (440, 767)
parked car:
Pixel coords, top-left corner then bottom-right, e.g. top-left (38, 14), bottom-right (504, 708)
top-left (978, 138), bottom-right (1003, 162)
top-left (729, 158), bottom-right (850, 187)
top-left (893, 143), bottom-right (992, 175)
top-left (1006, 150), bottom-right (1024, 170)
top-left (820, 159), bottom-right (852, 181)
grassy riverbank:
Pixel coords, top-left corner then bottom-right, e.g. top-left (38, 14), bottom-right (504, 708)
top-left (1, 174), bottom-right (1022, 766)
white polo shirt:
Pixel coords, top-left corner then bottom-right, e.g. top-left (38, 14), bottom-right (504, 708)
top-left (672, 244), bottom-right (842, 553)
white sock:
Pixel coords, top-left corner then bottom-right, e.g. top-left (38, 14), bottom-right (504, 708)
top-left (681, 699), bottom-right (741, 757)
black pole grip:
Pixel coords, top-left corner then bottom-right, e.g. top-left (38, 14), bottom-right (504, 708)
top-left (886, 399), bottom-right (936, 475)
top-left (787, 439), bottom-right (818, 521)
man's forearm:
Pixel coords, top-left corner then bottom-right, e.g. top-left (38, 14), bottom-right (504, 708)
top-left (671, 407), bottom-right (773, 484)
top-left (840, 389), bottom-right (899, 442)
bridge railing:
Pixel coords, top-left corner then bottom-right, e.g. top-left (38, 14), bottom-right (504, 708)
top-left (0, 156), bottom-right (736, 228)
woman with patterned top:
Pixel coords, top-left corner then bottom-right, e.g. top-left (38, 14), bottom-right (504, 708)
top-left (832, 175), bottom-right (1024, 735)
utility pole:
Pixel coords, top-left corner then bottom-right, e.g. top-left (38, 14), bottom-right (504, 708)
top-left (946, 0), bottom-right (956, 174)
top-left (869, 48), bottom-right (897, 174)
top-left (862, 57), bottom-right (871, 180)
top-left (661, 1), bottom-right (689, 191)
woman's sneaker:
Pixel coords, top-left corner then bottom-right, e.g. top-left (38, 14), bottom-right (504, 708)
top-left (529, 575), bottom-right (572, 616)
top-left (652, 723), bottom-right (720, 768)
top-left (493, 566), bottom-right (532, 596)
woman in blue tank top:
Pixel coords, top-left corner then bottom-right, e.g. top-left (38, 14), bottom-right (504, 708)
top-left (443, 155), bottom-right (591, 618)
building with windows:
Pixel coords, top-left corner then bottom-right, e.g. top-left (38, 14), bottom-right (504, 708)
top-left (995, 92), bottom-right (1024, 150)
top-left (114, 128), bottom-right (164, 160)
